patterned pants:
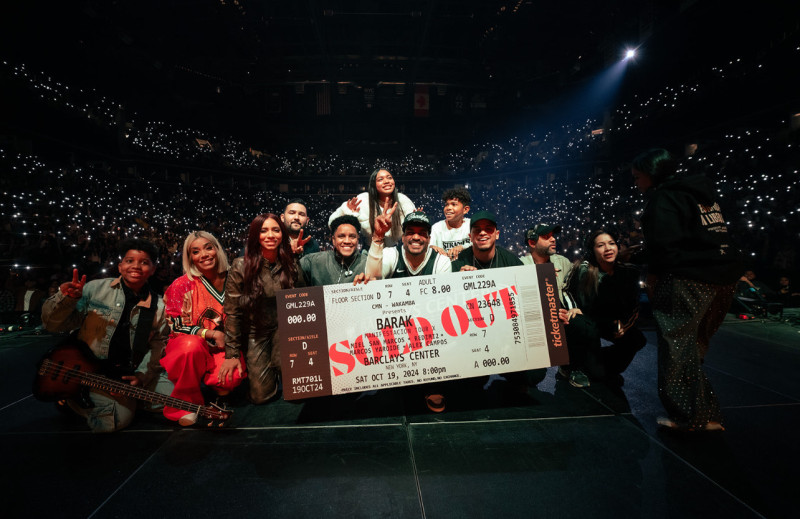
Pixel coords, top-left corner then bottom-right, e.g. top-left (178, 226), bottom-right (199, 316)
top-left (652, 275), bottom-right (735, 428)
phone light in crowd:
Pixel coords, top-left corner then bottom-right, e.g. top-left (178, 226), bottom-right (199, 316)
top-left (624, 49), bottom-right (637, 61)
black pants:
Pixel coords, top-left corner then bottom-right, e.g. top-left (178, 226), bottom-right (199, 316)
top-left (563, 314), bottom-right (646, 379)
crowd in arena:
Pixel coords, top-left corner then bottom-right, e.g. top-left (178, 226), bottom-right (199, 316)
top-left (2, 122), bottom-right (797, 318)
top-left (1, 38), bottom-right (798, 317)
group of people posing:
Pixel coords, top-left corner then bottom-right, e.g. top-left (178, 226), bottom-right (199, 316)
top-left (41, 149), bottom-right (742, 433)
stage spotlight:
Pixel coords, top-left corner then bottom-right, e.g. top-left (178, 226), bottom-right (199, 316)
top-left (624, 49), bottom-right (636, 60)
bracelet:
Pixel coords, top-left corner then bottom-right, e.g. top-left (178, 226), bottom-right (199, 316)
top-left (200, 328), bottom-right (207, 339)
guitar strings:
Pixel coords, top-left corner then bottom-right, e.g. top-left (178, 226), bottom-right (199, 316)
top-left (38, 360), bottom-right (230, 418)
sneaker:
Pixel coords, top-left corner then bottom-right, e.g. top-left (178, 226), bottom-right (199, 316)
top-left (178, 412), bottom-right (198, 426)
top-left (568, 369), bottom-right (590, 388)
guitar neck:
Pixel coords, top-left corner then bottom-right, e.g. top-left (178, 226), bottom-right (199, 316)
top-left (41, 359), bottom-right (214, 418)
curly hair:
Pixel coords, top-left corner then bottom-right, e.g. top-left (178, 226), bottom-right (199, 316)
top-left (117, 238), bottom-right (159, 264)
top-left (441, 187), bottom-right (471, 206)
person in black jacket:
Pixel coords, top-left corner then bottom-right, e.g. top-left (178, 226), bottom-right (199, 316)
top-left (632, 148), bottom-right (743, 432)
top-left (559, 229), bottom-right (646, 388)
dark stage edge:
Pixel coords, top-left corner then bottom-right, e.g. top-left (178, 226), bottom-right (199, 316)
top-left (1, 312), bottom-right (798, 518)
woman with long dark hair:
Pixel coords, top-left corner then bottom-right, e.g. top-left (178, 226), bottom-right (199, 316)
top-left (221, 213), bottom-right (306, 403)
top-left (328, 168), bottom-right (416, 246)
top-left (632, 148), bottom-right (742, 431)
top-left (559, 229), bottom-right (646, 387)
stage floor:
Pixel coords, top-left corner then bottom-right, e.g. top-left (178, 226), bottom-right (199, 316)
top-left (2, 312), bottom-right (798, 518)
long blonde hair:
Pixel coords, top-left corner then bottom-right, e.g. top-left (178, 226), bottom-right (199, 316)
top-left (181, 231), bottom-right (230, 280)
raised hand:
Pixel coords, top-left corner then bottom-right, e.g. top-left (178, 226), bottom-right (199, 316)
top-left (60, 268), bottom-right (86, 299)
top-left (290, 229), bottom-right (312, 254)
top-left (381, 197), bottom-right (397, 214)
top-left (373, 201), bottom-right (397, 239)
top-left (346, 197), bottom-right (362, 213)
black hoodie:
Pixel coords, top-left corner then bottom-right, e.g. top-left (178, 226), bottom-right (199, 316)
top-left (641, 174), bottom-right (742, 285)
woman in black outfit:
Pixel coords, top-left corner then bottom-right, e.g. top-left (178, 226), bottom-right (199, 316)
top-left (632, 148), bottom-right (742, 432)
top-left (560, 229), bottom-right (646, 387)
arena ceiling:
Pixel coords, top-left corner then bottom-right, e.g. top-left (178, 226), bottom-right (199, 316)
top-left (2, 1), bottom-right (797, 154)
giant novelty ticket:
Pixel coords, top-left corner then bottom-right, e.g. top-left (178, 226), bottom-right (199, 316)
top-left (277, 263), bottom-right (568, 400)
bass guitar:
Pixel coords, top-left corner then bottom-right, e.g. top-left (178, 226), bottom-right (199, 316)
top-left (33, 339), bottom-right (232, 423)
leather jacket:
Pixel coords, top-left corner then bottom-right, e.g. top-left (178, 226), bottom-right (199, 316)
top-left (223, 256), bottom-right (305, 403)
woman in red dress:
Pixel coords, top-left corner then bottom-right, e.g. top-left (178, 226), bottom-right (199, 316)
top-left (160, 231), bottom-right (246, 425)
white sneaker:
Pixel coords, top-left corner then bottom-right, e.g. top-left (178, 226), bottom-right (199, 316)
top-left (178, 412), bottom-right (198, 426)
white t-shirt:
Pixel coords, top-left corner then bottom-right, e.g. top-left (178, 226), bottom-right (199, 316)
top-left (430, 218), bottom-right (471, 251)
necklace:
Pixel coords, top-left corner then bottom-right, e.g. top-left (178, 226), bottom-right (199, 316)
top-left (472, 254), bottom-right (496, 270)
top-left (336, 253), bottom-right (357, 283)
top-left (341, 256), bottom-right (355, 277)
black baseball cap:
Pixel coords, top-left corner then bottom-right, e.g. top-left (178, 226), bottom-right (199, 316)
top-left (526, 223), bottom-right (562, 241)
top-left (470, 210), bottom-right (497, 228)
top-left (402, 211), bottom-right (432, 231)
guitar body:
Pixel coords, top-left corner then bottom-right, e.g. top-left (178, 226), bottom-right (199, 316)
top-left (33, 338), bottom-right (102, 402)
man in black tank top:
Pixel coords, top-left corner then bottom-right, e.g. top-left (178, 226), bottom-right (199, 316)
top-left (366, 211), bottom-right (451, 280)
top-left (364, 210), bottom-right (452, 412)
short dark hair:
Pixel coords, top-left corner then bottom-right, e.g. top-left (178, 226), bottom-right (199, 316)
top-left (285, 198), bottom-right (307, 211)
top-left (118, 238), bottom-right (159, 263)
top-left (330, 215), bottom-right (360, 233)
top-left (442, 187), bottom-right (471, 206)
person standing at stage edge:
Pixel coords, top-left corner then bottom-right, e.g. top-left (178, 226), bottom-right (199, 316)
top-left (632, 148), bottom-right (742, 432)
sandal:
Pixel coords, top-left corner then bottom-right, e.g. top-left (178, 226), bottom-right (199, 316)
top-left (425, 394), bottom-right (446, 413)
top-left (657, 416), bottom-right (725, 432)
